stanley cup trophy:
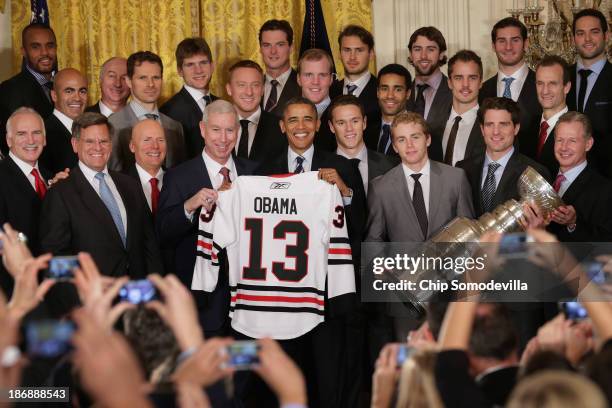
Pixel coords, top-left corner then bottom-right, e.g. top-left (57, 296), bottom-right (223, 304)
top-left (395, 166), bottom-right (564, 318)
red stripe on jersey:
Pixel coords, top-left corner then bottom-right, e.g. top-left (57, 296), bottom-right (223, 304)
top-left (197, 240), bottom-right (212, 250)
top-left (328, 248), bottom-right (352, 255)
top-left (232, 293), bottom-right (325, 306)
top-left (269, 173), bottom-right (295, 178)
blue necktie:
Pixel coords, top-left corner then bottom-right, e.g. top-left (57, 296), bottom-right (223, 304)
top-left (481, 162), bottom-right (501, 213)
top-left (346, 84), bottom-right (358, 95)
top-left (294, 156), bottom-right (305, 174)
top-left (502, 77), bottom-right (515, 99)
top-left (378, 124), bottom-right (391, 154)
top-left (95, 172), bottom-right (126, 247)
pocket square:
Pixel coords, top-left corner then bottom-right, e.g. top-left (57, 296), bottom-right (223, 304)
top-left (595, 101), bottom-right (611, 107)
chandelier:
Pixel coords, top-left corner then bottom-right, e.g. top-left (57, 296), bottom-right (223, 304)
top-left (507, 0), bottom-right (612, 68)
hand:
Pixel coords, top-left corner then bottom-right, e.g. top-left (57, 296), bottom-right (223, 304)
top-left (254, 338), bottom-right (306, 406)
top-left (536, 313), bottom-right (568, 355)
top-left (72, 308), bottom-right (152, 408)
top-left (0, 223), bottom-right (34, 278)
top-left (173, 338), bottom-right (233, 387)
top-left (371, 343), bottom-right (399, 408)
top-left (0, 291), bottom-right (24, 393)
top-left (318, 168), bottom-right (351, 197)
top-left (407, 322), bottom-right (436, 350)
top-left (526, 229), bottom-right (575, 278)
top-left (147, 274), bottom-right (204, 351)
top-left (175, 382), bottom-right (211, 408)
top-left (48, 168), bottom-right (70, 187)
top-left (73, 252), bottom-right (134, 329)
top-left (520, 336), bottom-right (541, 366)
top-left (184, 188), bottom-right (218, 214)
top-left (518, 202), bottom-right (550, 229)
top-left (7, 254), bottom-right (55, 321)
top-left (550, 205), bottom-right (577, 226)
top-left (564, 320), bottom-right (593, 366)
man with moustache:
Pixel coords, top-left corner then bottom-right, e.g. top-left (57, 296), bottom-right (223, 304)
top-left (405, 26), bottom-right (452, 161)
top-left (368, 64), bottom-right (412, 156)
top-left (161, 38), bottom-right (218, 158)
top-left (439, 50), bottom-right (486, 166)
top-left (39, 68), bottom-right (88, 174)
top-left (86, 57), bottom-right (130, 117)
top-left (109, 51), bottom-right (185, 172)
top-left (297, 48), bottom-right (336, 151)
top-left (522, 55), bottom-right (571, 176)
top-left (259, 19), bottom-right (301, 118)
top-left (0, 23), bottom-right (57, 155)
top-left (567, 8), bottom-right (612, 178)
top-left (479, 17), bottom-right (541, 148)
top-left (226, 60), bottom-right (284, 164)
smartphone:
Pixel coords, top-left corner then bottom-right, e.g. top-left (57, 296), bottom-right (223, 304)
top-left (560, 301), bottom-right (588, 320)
top-left (25, 320), bottom-right (75, 358)
top-left (45, 256), bottom-right (80, 280)
top-left (223, 341), bottom-right (260, 370)
top-left (118, 279), bottom-right (157, 304)
top-left (396, 344), bottom-right (414, 366)
top-left (583, 261), bottom-right (606, 284)
top-left (498, 233), bottom-right (534, 258)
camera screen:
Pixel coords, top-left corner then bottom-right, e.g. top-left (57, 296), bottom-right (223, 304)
top-left (47, 256), bottom-right (79, 280)
top-left (226, 341), bottom-right (260, 369)
top-left (563, 301), bottom-right (588, 320)
top-left (26, 320), bottom-right (75, 358)
top-left (118, 279), bottom-right (157, 304)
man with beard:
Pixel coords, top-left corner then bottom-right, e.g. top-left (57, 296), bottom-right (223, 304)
top-left (0, 23), bottom-right (57, 155)
top-left (439, 50), bottom-right (486, 165)
top-left (86, 57), bottom-right (130, 117)
top-left (405, 26), bottom-right (452, 161)
top-left (479, 17), bottom-right (541, 151)
top-left (39, 68), bottom-right (88, 174)
top-left (366, 64), bottom-right (412, 157)
top-left (567, 8), bottom-right (612, 178)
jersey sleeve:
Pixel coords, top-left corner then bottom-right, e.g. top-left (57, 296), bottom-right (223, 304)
top-left (192, 186), bottom-right (239, 292)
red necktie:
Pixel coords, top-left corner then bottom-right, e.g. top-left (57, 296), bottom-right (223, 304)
top-left (31, 168), bottom-right (47, 200)
top-left (553, 173), bottom-right (566, 193)
top-left (149, 177), bottom-right (159, 215)
top-left (536, 121), bottom-right (549, 159)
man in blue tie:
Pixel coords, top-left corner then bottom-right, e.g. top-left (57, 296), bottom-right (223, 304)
top-left (40, 112), bottom-right (163, 314)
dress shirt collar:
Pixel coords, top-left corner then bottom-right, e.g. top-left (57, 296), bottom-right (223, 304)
top-left (336, 144), bottom-right (367, 161)
top-left (25, 64), bottom-right (55, 86)
top-left (135, 162), bottom-right (164, 184)
top-left (266, 67), bottom-right (292, 87)
top-left (344, 71), bottom-right (372, 96)
top-left (559, 160), bottom-right (587, 186)
top-left (415, 69), bottom-right (443, 90)
top-left (130, 100), bottom-right (160, 120)
top-left (98, 101), bottom-right (114, 117)
top-left (184, 84), bottom-right (211, 103)
top-left (402, 159), bottom-right (430, 178)
top-left (450, 104), bottom-right (479, 122)
top-left (485, 146), bottom-right (514, 169)
top-left (315, 96), bottom-right (331, 117)
top-left (239, 107), bottom-right (262, 126)
top-left (79, 161), bottom-right (109, 182)
top-left (9, 151), bottom-right (40, 179)
top-left (577, 57), bottom-right (606, 74)
top-left (202, 149), bottom-right (236, 182)
top-left (499, 62), bottom-right (529, 82)
top-left (288, 145), bottom-right (315, 171)
top-left (541, 106), bottom-right (568, 128)
top-left (53, 109), bottom-right (74, 133)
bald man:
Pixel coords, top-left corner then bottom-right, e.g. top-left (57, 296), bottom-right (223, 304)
top-left (86, 57), bottom-right (130, 117)
top-left (123, 119), bottom-right (167, 215)
top-left (39, 68), bottom-right (88, 173)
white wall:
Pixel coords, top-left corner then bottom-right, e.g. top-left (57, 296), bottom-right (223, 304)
top-left (0, 2), bottom-right (12, 81)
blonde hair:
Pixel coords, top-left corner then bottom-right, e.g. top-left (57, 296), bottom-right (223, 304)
top-left (507, 370), bottom-right (607, 408)
top-left (391, 111), bottom-right (430, 137)
top-left (395, 349), bottom-right (444, 408)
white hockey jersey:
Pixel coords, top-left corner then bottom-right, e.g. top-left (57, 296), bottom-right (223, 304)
top-left (193, 171), bottom-right (355, 339)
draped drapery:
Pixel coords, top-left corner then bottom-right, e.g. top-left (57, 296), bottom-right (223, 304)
top-left (10, 0), bottom-right (372, 104)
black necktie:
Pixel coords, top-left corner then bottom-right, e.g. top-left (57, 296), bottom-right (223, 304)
top-left (414, 83), bottom-right (430, 117)
top-left (203, 94), bottom-right (212, 105)
top-left (481, 162), bottom-right (501, 213)
top-left (265, 79), bottom-right (279, 112)
top-left (346, 84), bottom-right (358, 95)
top-left (378, 124), bottom-right (391, 154)
top-left (411, 173), bottom-right (428, 238)
top-left (237, 119), bottom-right (250, 158)
top-left (43, 81), bottom-right (53, 101)
top-left (144, 113), bottom-right (159, 120)
top-left (294, 156), bottom-right (305, 174)
top-left (577, 69), bottom-right (592, 113)
top-left (444, 116), bottom-right (462, 165)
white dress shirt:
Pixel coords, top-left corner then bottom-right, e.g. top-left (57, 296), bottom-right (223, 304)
top-left (98, 101), bottom-right (114, 118)
top-left (556, 160), bottom-right (587, 197)
top-left (9, 151), bottom-right (43, 191)
top-left (236, 108), bottom-right (262, 156)
top-left (264, 68), bottom-right (292, 108)
top-left (540, 106), bottom-right (569, 144)
top-left (481, 147), bottom-right (514, 190)
top-left (336, 145), bottom-right (368, 194)
top-left (342, 72), bottom-right (371, 98)
top-left (496, 63), bottom-right (529, 102)
top-left (135, 163), bottom-right (164, 211)
top-left (442, 104), bottom-right (479, 165)
top-left (53, 109), bottom-right (74, 133)
top-left (184, 84), bottom-right (212, 112)
top-left (79, 161), bottom-right (127, 236)
top-left (402, 160), bottom-right (431, 216)
top-left (288, 145), bottom-right (315, 173)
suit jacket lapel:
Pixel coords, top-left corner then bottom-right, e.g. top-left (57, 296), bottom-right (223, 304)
top-left (584, 61), bottom-right (612, 112)
top-left (494, 152), bottom-right (521, 206)
top-left (311, 148), bottom-right (325, 171)
top-left (561, 166), bottom-right (591, 202)
top-left (428, 162), bottom-right (441, 234)
top-left (111, 173), bottom-right (134, 247)
top-left (6, 157), bottom-right (38, 199)
top-left (465, 122), bottom-right (484, 159)
top-left (392, 165), bottom-right (424, 241)
top-left (180, 87), bottom-right (203, 122)
top-left (428, 76), bottom-right (450, 122)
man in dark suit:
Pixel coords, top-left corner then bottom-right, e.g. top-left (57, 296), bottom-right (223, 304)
top-left (330, 25), bottom-right (380, 133)
top-left (479, 18), bottom-right (541, 150)
top-left (259, 19), bottom-right (300, 118)
top-left (39, 68), bottom-right (88, 174)
top-left (0, 23), bottom-right (57, 155)
top-left (226, 60), bottom-right (284, 164)
top-left (548, 112), bottom-right (612, 242)
top-left (457, 97), bottom-right (551, 219)
top-left (0, 108), bottom-right (52, 296)
top-left (367, 64), bottom-right (412, 156)
top-left (160, 38), bottom-right (218, 159)
top-left (405, 26), bottom-right (453, 161)
top-left (567, 8), bottom-right (612, 178)
top-left (109, 51), bottom-right (186, 172)
top-left (297, 48), bottom-right (336, 152)
top-left (523, 55), bottom-right (571, 176)
top-left (39, 113), bottom-right (163, 313)
top-left (85, 57), bottom-right (129, 117)
top-left (156, 100), bottom-right (257, 337)
top-left (439, 50), bottom-right (486, 165)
